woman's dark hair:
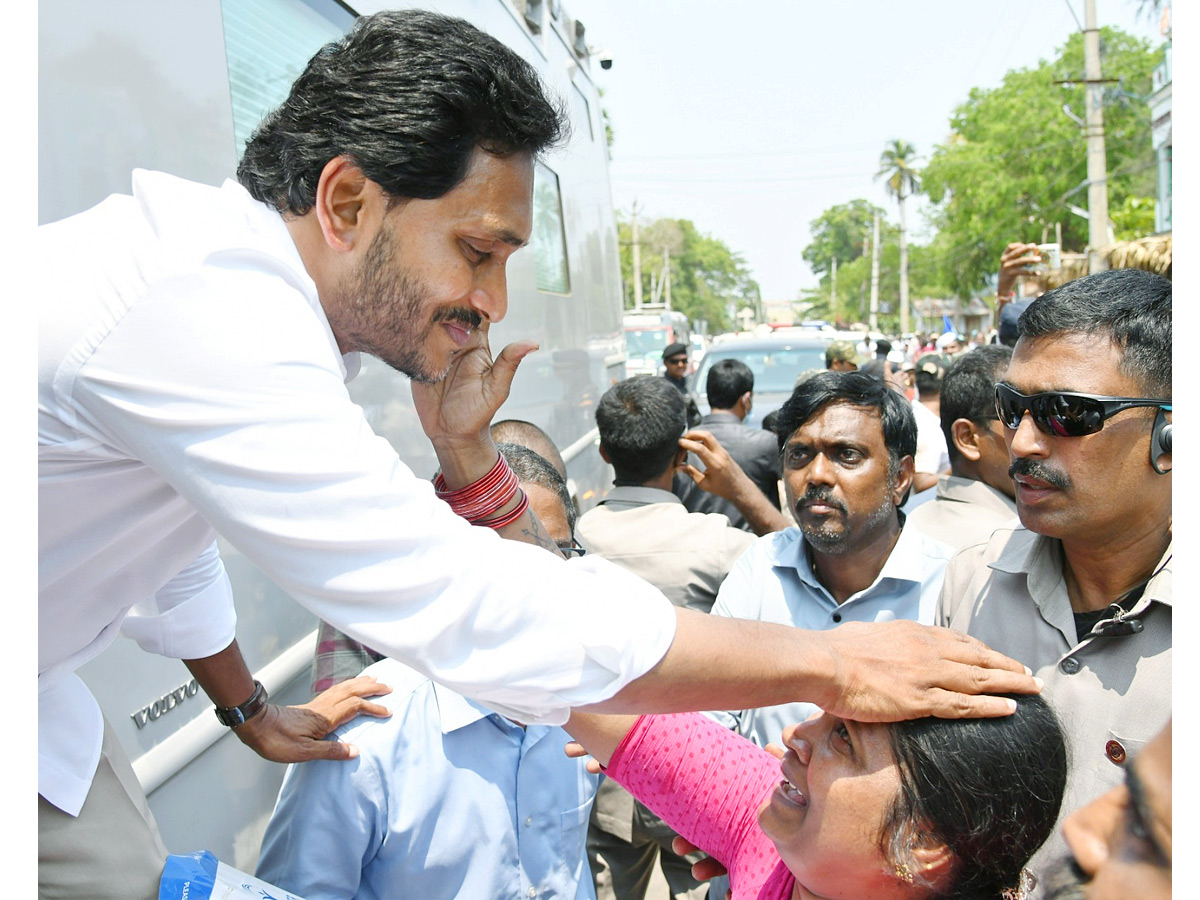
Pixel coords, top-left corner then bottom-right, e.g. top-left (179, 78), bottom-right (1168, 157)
top-left (237, 9), bottom-right (567, 215)
top-left (881, 694), bottom-right (1067, 900)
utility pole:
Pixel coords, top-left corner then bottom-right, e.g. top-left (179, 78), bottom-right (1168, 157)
top-left (830, 255), bottom-right (838, 324)
top-left (631, 200), bottom-right (643, 309)
top-left (1084, 0), bottom-right (1110, 273)
top-left (869, 213), bottom-right (880, 332)
top-left (663, 246), bottom-right (672, 310)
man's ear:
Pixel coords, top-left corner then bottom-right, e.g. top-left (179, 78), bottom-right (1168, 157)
top-left (893, 455), bottom-right (915, 506)
top-left (951, 418), bottom-right (983, 462)
top-left (313, 155), bottom-right (383, 252)
top-left (598, 444), bottom-right (611, 465)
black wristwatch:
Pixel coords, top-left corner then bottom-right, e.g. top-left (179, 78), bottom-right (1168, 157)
top-left (213, 680), bottom-right (269, 727)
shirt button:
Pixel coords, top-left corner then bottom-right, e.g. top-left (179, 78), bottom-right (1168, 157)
top-left (525, 816), bottom-right (533, 827)
top-left (527, 888), bottom-right (537, 898)
top-left (1060, 657), bottom-right (1080, 675)
top-left (832, 613), bottom-right (842, 623)
top-left (1106, 740), bottom-right (1127, 765)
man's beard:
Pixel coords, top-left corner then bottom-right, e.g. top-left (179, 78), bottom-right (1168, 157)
top-left (797, 478), bottom-right (896, 555)
top-left (338, 224), bottom-right (481, 384)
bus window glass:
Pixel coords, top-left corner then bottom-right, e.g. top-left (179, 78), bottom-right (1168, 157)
top-left (220, 0), bottom-right (354, 156)
top-left (533, 161), bottom-right (571, 294)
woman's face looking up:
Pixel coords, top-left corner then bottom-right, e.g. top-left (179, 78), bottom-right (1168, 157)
top-left (757, 713), bottom-right (941, 900)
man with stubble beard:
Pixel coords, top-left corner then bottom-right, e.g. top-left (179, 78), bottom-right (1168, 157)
top-left (711, 371), bottom-right (958, 750)
top-left (937, 268), bottom-right (1172, 895)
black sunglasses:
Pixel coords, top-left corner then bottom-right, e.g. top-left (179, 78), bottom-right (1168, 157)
top-left (665, 356), bottom-right (688, 365)
top-left (994, 383), bottom-right (1171, 437)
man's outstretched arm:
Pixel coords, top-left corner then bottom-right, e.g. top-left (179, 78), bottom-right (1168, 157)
top-left (580, 607), bottom-right (1038, 723)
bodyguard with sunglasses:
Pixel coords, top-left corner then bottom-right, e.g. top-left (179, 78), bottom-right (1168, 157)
top-left (937, 268), bottom-right (1171, 890)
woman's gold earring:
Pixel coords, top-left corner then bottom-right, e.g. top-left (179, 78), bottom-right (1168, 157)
top-left (894, 863), bottom-right (914, 885)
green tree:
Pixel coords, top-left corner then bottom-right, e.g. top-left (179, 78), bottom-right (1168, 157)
top-left (921, 26), bottom-right (1160, 297)
top-left (802, 199), bottom-right (887, 278)
top-left (876, 140), bottom-right (922, 334)
top-left (617, 216), bottom-right (760, 333)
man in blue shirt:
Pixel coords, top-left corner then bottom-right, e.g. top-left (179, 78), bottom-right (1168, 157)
top-left (256, 447), bottom-right (598, 900)
top-left (711, 371), bottom-right (956, 749)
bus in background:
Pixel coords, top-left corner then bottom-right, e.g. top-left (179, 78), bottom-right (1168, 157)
top-left (39, 0), bottom-right (624, 870)
top-left (623, 306), bottom-right (693, 376)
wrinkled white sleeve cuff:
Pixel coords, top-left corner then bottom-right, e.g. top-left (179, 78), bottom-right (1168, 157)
top-left (119, 542), bottom-right (237, 659)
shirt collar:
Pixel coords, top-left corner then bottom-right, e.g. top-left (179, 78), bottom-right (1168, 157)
top-left (432, 681), bottom-right (500, 733)
top-left (703, 412), bottom-right (742, 425)
top-left (767, 522), bottom-right (940, 591)
top-left (989, 531), bottom-right (1174, 610)
top-left (600, 485), bottom-right (684, 507)
top-left (218, 176), bottom-right (360, 384)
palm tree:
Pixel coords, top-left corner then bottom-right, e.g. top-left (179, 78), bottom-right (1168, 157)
top-left (877, 140), bottom-right (921, 336)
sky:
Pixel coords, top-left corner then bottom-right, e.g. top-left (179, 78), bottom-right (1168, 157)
top-left (566, 0), bottom-right (1172, 300)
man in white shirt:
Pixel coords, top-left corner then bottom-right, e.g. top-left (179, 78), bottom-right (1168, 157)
top-left (37, 11), bottom-right (1038, 899)
top-left (910, 355), bottom-right (951, 495)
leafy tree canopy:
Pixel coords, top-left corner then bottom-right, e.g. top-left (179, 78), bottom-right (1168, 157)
top-left (802, 199), bottom-right (892, 278)
top-left (920, 26), bottom-right (1160, 297)
top-left (617, 216), bottom-right (760, 333)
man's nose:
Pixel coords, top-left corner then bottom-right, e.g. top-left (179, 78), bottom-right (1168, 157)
top-left (805, 452), bottom-right (836, 484)
top-left (1006, 411), bottom-right (1049, 459)
top-left (469, 265), bottom-right (508, 323)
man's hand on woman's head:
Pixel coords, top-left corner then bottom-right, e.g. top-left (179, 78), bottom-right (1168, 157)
top-left (814, 621), bottom-right (1039, 722)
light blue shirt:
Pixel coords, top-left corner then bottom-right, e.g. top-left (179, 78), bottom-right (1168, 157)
top-left (710, 524), bottom-right (955, 747)
top-left (256, 659), bottom-right (599, 900)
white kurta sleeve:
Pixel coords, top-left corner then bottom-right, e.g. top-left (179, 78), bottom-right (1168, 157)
top-left (69, 262), bottom-right (675, 725)
top-left (119, 541), bottom-right (237, 659)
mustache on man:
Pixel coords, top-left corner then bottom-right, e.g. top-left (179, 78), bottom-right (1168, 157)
top-left (796, 485), bottom-right (847, 515)
top-left (433, 307), bottom-right (484, 330)
top-left (1009, 457), bottom-right (1072, 492)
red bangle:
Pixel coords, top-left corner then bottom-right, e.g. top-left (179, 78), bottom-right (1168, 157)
top-left (434, 454), bottom-right (521, 522)
top-left (474, 489), bottom-right (530, 530)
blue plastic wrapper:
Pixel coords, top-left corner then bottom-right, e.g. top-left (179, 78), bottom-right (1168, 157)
top-left (158, 851), bottom-right (307, 900)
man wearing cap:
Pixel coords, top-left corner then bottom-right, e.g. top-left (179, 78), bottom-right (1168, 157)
top-left (935, 331), bottom-right (963, 358)
top-left (938, 269), bottom-right (1172, 890)
top-left (824, 340), bottom-right (860, 372)
top-left (661, 342), bottom-right (702, 427)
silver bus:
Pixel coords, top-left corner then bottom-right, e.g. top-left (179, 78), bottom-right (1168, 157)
top-left (40, 0), bottom-right (624, 870)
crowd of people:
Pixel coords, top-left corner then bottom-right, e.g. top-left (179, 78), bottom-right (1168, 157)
top-left (38, 9), bottom-right (1170, 900)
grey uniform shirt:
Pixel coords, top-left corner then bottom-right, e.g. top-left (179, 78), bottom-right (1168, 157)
top-left (575, 486), bottom-right (756, 613)
top-left (937, 527), bottom-right (1171, 891)
top-left (905, 474), bottom-right (1018, 551)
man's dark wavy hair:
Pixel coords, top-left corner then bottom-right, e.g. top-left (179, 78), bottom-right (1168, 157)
top-left (773, 370), bottom-right (917, 504)
top-left (237, 9), bottom-right (567, 215)
top-left (1018, 268), bottom-right (1172, 398)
